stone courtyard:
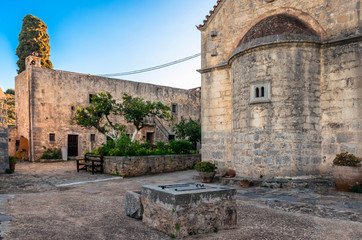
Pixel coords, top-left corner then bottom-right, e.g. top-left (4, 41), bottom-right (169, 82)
top-left (0, 161), bottom-right (361, 239)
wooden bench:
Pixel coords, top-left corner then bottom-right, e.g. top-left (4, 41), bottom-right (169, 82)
top-left (76, 154), bottom-right (104, 175)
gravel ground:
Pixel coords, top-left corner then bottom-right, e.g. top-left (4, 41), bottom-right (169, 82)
top-left (0, 161), bottom-right (361, 240)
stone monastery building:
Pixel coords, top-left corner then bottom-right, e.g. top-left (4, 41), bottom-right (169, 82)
top-left (198, 0), bottom-right (361, 177)
top-left (15, 56), bottom-right (200, 161)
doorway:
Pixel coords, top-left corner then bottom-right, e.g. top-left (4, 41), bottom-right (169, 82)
top-left (146, 132), bottom-right (155, 145)
top-left (68, 135), bottom-right (78, 157)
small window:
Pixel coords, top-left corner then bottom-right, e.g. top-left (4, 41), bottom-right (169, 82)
top-left (71, 106), bottom-right (75, 111)
top-left (16, 140), bottom-right (20, 151)
top-left (250, 83), bottom-right (271, 104)
top-left (171, 103), bottom-right (177, 113)
top-left (49, 133), bottom-right (55, 142)
top-left (89, 94), bottom-right (95, 104)
top-left (9, 138), bottom-right (11, 142)
top-left (168, 134), bottom-right (175, 141)
top-left (90, 134), bottom-right (96, 142)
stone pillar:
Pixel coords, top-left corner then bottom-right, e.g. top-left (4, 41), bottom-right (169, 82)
top-left (0, 88), bottom-right (9, 172)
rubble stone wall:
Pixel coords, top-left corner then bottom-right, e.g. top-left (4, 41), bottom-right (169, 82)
top-left (103, 154), bottom-right (201, 177)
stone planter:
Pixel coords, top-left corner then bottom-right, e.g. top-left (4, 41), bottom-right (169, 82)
top-left (333, 165), bottom-right (362, 191)
top-left (198, 171), bottom-right (216, 183)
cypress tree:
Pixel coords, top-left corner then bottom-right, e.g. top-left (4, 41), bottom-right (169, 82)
top-left (16, 14), bottom-right (53, 73)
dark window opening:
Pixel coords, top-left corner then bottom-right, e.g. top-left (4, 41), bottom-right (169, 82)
top-left (168, 134), bottom-right (176, 141)
top-left (90, 134), bottom-right (96, 142)
top-left (126, 134), bottom-right (130, 139)
top-left (16, 140), bottom-right (20, 151)
top-left (71, 106), bottom-right (75, 111)
top-left (89, 94), bottom-right (95, 104)
top-left (171, 103), bottom-right (177, 113)
top-left (8, 138), bottom-right (11, 142)
top-left (49, 133), bottom-right (55, 142)
top-left (256, 88), bottom-right (260, 98)
top-left (261, 87), bottom-right (265, 97)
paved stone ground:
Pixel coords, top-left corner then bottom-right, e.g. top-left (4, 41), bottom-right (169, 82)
top-left (0, 161), bottom-right (361, 240)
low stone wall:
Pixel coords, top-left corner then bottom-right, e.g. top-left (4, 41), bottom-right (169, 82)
top-left (103, 154), bottom-right (201, 177)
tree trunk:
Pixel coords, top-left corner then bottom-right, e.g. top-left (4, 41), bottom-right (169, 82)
top-left (131, 129), bottom-right (139, 142)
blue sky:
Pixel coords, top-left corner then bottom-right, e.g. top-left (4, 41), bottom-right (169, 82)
top-left (0, 0), bottom-right (216, 91)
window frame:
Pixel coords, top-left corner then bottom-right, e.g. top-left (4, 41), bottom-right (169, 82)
top-left (250, 82), bottom-right (271, 104)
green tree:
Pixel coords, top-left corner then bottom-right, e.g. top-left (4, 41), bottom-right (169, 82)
top-left (16, 14), bottom-right (53, 73)
top-left (72, 92), bottom-right (125, 141)
top-left (118, 93), bottom-right (172, 142)
top-left (173, 118), bottom-right (201, 148)
top-left (5, 89), bottom-right (15, 125)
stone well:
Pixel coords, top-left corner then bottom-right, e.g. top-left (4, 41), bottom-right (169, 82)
top-left (141, 183), bottom-right (237, 238)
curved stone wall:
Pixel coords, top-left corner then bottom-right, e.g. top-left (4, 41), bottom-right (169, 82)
top-left (231, 43), bottom-right (321, 177)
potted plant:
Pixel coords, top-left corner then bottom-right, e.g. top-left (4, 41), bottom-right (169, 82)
top-left (240, 179), bottom-right (252, 188)
top-left (333, 152), bottom-right (362, 191)
top-left (9, 156), bottom-right (16, 171)
top-left (194, 161), bottom-right (217, 183)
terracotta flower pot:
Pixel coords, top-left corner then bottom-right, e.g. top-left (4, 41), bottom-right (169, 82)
top-left (240, 181), bottom-right (251, 188)
top-left (198, 171), bottom-right (216, 183)
top-left (333, 165), bottom-right (362, 191)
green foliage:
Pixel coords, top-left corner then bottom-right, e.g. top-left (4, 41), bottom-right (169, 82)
top-left (72, 92), bottom-right (126, 141)
top-left (5, 89), bottom-right (15, 125)
top-left (173, 118), bottom-right (201, 147)
top-left (333, 152), bottom-right (361, 167)
top-left (194, 161), bottom-right (217, 172)
top-left (5, 169), bottom-right (14, 174)
top-left (9, 156), bottom-right (16, 164)
top-left (351, 185), bottom-right (362, 193)
top-left (170, 234), bottom-right (176, 239)
top-left (169, 140), bottom-right (193, 154)
top-left (16, 14), bottom-right (53, 73)
top-left (91, 136), bottom-right (196, 157)
top-left (41, 147), bottom-right (61, 159)
top-left (118, 93), bottom-right (172, 141)
top-left (175, 225), bottom-right (180, 231)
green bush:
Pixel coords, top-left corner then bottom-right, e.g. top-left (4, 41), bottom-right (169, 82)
top-left (194, 161), bottom-right (217, 172)
top-left (169, 140), bottom-right (193, 154)
top-left (91, 135), bottom-right (196, 157)
top-left (41, 147), bottom-right (61, 159)
top-left (9, 156), bottom-right (16, 164)
top-left (333, 152), bottom-right (361, 167)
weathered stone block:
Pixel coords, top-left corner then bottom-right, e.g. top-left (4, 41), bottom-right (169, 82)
top-left (125, 190), bottom-right (143, 219)
top-left (142, 183), bottom-right (237, 238)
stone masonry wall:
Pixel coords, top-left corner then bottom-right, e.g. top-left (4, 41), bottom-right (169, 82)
top-left (103, 154), bottom-right (201, 177)
top-left (231, 44), bottom-right (321, 177)
top-left (16, 68), bottom-right (200, 161)
top-left (0, 88), bottom-right (8, 172)
top-left (320, 41), bottom-right (362, 173)
top-left (199, 0), bottom-right (361, 177)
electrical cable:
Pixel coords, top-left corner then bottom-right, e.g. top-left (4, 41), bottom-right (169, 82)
top-left (97, 53), bottom-right (201, 77)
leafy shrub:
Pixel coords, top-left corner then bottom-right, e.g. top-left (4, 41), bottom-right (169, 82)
top-left (333, 152), bottom-right (361, 167)
top-left (169, 140), bottom-right (193, 154)
top-left (9, 156), bottom-right (16, 164)
top-left (194, 161), bottom-right (217, 172)
top-left (5, 168), bottom-right (14, 174)
top-left (91, 135), bottom-right (197, 157)
top-left (41, 147), bottom-right (61, 159)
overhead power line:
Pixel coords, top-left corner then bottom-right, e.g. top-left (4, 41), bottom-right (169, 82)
top-left (97, 53), bottom-right (201, 77)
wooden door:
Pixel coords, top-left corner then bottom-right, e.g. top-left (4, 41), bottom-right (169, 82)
top-left (68, 135), bottom-right (78, 157)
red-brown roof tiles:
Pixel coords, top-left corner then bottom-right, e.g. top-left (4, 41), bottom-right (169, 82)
top-left (197, 0), bottom-right (225, 30)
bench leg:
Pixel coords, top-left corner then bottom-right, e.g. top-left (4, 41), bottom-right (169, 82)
top-left (76, 160), bottom-right (79, 172)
